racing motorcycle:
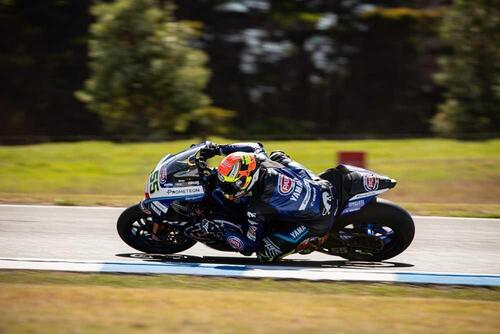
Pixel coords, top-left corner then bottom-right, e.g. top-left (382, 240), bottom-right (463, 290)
top-left (117, 143), bottom-right (415, 261)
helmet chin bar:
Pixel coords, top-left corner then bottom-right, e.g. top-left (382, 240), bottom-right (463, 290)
top-left (223, 167), bottom-right (260, 200)
top-left (223, 191), bottom-right (246, 201)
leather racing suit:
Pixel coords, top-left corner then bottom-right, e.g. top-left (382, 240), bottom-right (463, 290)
top-left (202, 142), bottom-right (337, 262)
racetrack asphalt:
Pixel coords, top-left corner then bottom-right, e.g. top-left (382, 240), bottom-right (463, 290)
top-left (0, 204), bottom-right (499, 276)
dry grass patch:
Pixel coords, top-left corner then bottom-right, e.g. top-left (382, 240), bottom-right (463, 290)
top-left (1, 285), bottom-right (500, 334)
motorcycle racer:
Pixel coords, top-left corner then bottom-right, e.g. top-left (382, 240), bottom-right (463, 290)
top-left (199, 142), bottom-right (337, 262)
top-left (119, 141), bottom-right (415, 263)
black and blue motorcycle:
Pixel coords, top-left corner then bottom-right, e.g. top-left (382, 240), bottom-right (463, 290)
top-left (117, 143), bottom-right (415, 261)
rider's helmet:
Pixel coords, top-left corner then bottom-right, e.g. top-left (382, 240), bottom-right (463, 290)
top-left (217, 152), bottom-right (261, 200)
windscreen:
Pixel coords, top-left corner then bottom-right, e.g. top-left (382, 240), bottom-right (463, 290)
top-left (145, 143), bottom-right (207, 203)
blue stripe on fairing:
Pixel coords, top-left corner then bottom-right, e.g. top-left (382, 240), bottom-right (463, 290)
top-left (340, 196), bottom-right (376, 215)
top-left (143, 194), bottom-right (204, 204)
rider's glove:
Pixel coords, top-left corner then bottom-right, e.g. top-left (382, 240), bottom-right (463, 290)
top-left (269, 150), bottom-right (290, 164)
top-left (199, 142), bottom-right (221, 160)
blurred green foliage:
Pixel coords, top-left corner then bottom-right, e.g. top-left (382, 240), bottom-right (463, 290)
top-left (174, 106), bottom-right (236, 137)
top-left (177, 1), bottom-right (445, 137)
top-left (2, 1), bottom-right (499, 140)
top-left (362, 7), bottom-right (444, 20)
top-left (76, 0), bottom-right (211, 137)
top-left (432, 0), bottom-right (500, 137)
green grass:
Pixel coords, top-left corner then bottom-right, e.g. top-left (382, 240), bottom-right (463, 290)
top-left (0, 138), bottom-right (499, 216)
top-left (1, 271), bottom-right (499, 334)
top-left (1, 270), bottom-right (499, 300)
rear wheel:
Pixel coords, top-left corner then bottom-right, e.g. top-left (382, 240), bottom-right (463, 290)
top-left (117, 204), bottom-right (196, 254)
top-left (324, 199), bottom-right (415, 261)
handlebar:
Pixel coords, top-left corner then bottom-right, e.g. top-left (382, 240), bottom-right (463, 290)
top-left (195, 154), bottom-right (213, 188)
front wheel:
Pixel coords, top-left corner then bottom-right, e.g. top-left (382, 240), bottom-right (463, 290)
top-left (324, 198), bottom-right (415, 261)
top-left (117, 204), bottom-right (196, 254)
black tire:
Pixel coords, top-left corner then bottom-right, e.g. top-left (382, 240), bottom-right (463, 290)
top-left (117, 204), bottom-right (196, 254)
top-left (331, 198), bottom-right (415, 261)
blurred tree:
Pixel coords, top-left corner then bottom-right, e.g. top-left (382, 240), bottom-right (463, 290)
top-left (175, 0), bottom-right (444, 137)
top-left (77, 0), bottom-right (211, 137)
top-left (0, 0), bottom-right (451, 141)
top-left (174, 106), bottom-right (236, 140)
top-left (432, 0), bottom-right (500, 137)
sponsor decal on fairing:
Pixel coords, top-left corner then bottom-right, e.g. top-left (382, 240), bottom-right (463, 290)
top-left (348, 199), bottom-right (365, 208)
top-left (290, 225), bottom-right (308, 239)
top-left (227, 236), bottom-right (244, 251)
top-left (150, 203), bottom-right (162, 216)
top-left (159, 164), bottom-right (169, 187)
top-left (363, 174), bottom-right (379, 191)
top-left (340, 196), bottom-right (377, 215)
top-left (151, 186), bottom-right (204, 199)
top-left (151, 201), bottom-right (169, 213)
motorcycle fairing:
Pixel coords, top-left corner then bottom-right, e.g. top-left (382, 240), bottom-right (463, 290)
top-left (323, 164), bottom-right (397, 216)
top-left (142, 143), bottom-right (208, 217)
top-left (339, 164), bottom-right (396, 195)
top-left (341, 196), bottom-right (376, 215)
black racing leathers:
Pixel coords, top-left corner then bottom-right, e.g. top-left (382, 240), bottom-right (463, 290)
top-left (248, 164), bottom-right (336, 261)
top-left (202, 143), bottom-right (337, 261)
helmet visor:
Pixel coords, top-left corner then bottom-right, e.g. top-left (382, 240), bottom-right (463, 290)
top-left (218, 176), bottom-right (248, 195)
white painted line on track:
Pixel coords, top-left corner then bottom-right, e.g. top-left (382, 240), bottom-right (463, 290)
top-left (1, 258), bottom-right (499, 286)
top-left (413, 215), bottom-right (500, 222)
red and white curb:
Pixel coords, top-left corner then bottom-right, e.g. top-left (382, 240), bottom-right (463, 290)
top-left (1, 258), bottom-right (499, 286)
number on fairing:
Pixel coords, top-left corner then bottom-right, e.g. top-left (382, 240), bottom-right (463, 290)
top-left (149, 171), bottom-right (159, 194)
